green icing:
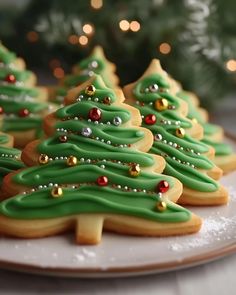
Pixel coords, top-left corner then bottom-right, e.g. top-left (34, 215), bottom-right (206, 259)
top-left (177, 90), bottom-right (233, 158)
top-left (202, 137), bottom-right (233, 156)
top-left (0, 94), bottom-right (48, 113)
top-left (78, 56), bottom-right (105, 73)
top-left (38, 134), bottom-right (155, 167)
top-left (0, 68), bottom-right (32, 82)
top-left (177, 91), bottom-right (222, 136)
top-left (0, 84), bottom-right (39, 98)
top-left (0, 187), bottom-right (191, 222)
top-left (52, 55), bottom-right (116, 104)
top-left (0, 46), bottom-right (16, 65)
top-left (2, 117), bottom-right (43, 133)
top-left (177, 91), bottom-right (204, 123)
top-left (133, 75), bottom-right (192, 129)
top-left (0, 71), bottom-right (49, 135)
top-left (13, 161), bottom-right (173, 191)
top-left (63, 73), bottom-right (93, 88)
top-left (0, 146), bottom-right (25, 185)
top-left (133, 76), bottom-right (219, 192)
top-left (0, 133), bottom-right (10, 145)
top-left (202, 122), bottom-right (222, 137)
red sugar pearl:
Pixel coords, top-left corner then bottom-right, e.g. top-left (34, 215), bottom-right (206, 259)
top-left (157, 180), bottom-right (169, 193)
top-left (19, 108), bottom-right (30, 117)
top-left (88, 107), bottom-right (102, 121)
top-left (5, 74), bottom-right (16, 83)
top-left (144, 114), bottom-right (156, 125)
top-left (0, 106), bottom-right (4, 114)
top-left (97, 176), bottom-right (108, 186)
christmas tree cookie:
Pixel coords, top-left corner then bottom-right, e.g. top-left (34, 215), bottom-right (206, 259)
top-left (0, 132), bottom-right (25, 195)
top-left (0, 44), bottom-right (54, 148)
top-left (0, 43), bottom-right (25, 71)
top-left (123, 60), bottom-right (228, 205)
top-left (162, 65), bottom-right (236, 174)
top-left (177, 90), bottom-right (236, 174)
top-left (49, 46), bottom-right (119, 104)
top-left (0, 75), bottom-right (201, 245)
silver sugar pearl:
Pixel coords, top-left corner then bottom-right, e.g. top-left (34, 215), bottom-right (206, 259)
top-left (149, 83), bottom-right (159, 93)
top-left (155, 134), bottom-right (162, 141)
top-left (81, 127), bottom-right (92, 137)
top-left (89, 60), bottom-right (98, 69)
top-left (113, 116), bottom-right (122, 126)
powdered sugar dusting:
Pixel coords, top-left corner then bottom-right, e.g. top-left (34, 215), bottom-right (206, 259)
top-left (168, 212), bottom-right (236, 252)
top-left (228, 186), bottom-right (236, 202)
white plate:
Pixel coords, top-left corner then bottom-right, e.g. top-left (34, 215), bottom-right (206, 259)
top-left (0, 143), bottom-right (236, 278)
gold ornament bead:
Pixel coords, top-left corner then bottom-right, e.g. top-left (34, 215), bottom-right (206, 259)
top-left (155, 98), bottom-right (169, 111)
top-left (192, 118), bottom-right (198, 124)
top-left (51, 187), bottom-right (63, 198)
top-left (103, 96), bottom-right (111, 105)
top-left (85, 84), bottom-right (96, 96)
top-left (38, 154), bottom-right (49, 165)
top-left (129, 164), bottom-right (141, 177)
top-left (156, 201), bottom-right (167, 212)
top-left (175, 127), bottom-right (185, 138)
top-left (67, 156), bottom-right (78, 166)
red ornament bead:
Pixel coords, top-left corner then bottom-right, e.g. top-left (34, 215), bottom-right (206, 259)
top-left (144, 114), bottom-right (156, 125)
top-left (0, 106), bottom-right (4, 114)
top-left (18, 108), bottom-right (30, 117)
top-left (157, 180), bottom-right (169, 193)
top-left (5, 74), bottom-right (16, 84)
top-left (97, 176), bottom-right (108, 186)
top-left (59, 135), bottom-right (68, 142)
top-left (88, 107), bottom-right (102, 121)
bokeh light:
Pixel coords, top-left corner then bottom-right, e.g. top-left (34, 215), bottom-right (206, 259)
top-left (130, 21), bottom-right (141, 32)
top-left (26, 31), bottom-right (39, 42)
top-left (119, 20), bottom-right (129, 31)
top-left (159, 43), bottom-right (171, 54)
top-left (68, 34), bottom-right (79, 45)
top-left (79, 35), bottom-right (88, 46)
top-left (83, 24), bottom-right (94, 35)
top-left (226, 59), bottom-right (236, 72)
top-left (90, 0), bottom-right (103, 9)
top-left (53, 67), bottom-right (65, 79)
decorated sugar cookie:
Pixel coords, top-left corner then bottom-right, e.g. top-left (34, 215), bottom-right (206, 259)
top-left (48, 46), bottom-right (119, 104)
top-left (123, 60), bottom-right (228, 206)
top-left (0, 132), bottom-right (25, 194)
top-left (0, 75), bottom-right (201, 245)
top-left (177, 90), bottom-right (236, 174)
top-left (0, 43), bottom-right (25, 70)
top-left (164, 65), bottom-right (236, 175)
top-left (0, 44), bottom-right (55, 148)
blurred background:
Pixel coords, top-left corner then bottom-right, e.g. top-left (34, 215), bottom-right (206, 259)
top-left (0, 0), bottom-right (236, 109)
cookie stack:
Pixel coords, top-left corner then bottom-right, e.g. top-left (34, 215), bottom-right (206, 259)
top-left (0, 44), bottom-right (55, 148)
top-left (0, 45), bottom-right (235, 245)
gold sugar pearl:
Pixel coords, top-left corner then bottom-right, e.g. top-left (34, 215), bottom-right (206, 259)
top-left (51, 187), bottom-right (63, 198)
top-left (103, 96), bottom-right (111, 105)
top-left (156, 201), bottom-right (167, 212)
top-left (129, 163), bottom-right (141, 177)
top-left (175, 127), bottom-right (185, 138)
top-left (67, 156), bottom-right (78, 166)
top-left (38, 154), bottom-right (49, 165)
top-left (85, 84), bottom-right (96, 96)
top-left (155, 98), bottom-right (169, 111)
